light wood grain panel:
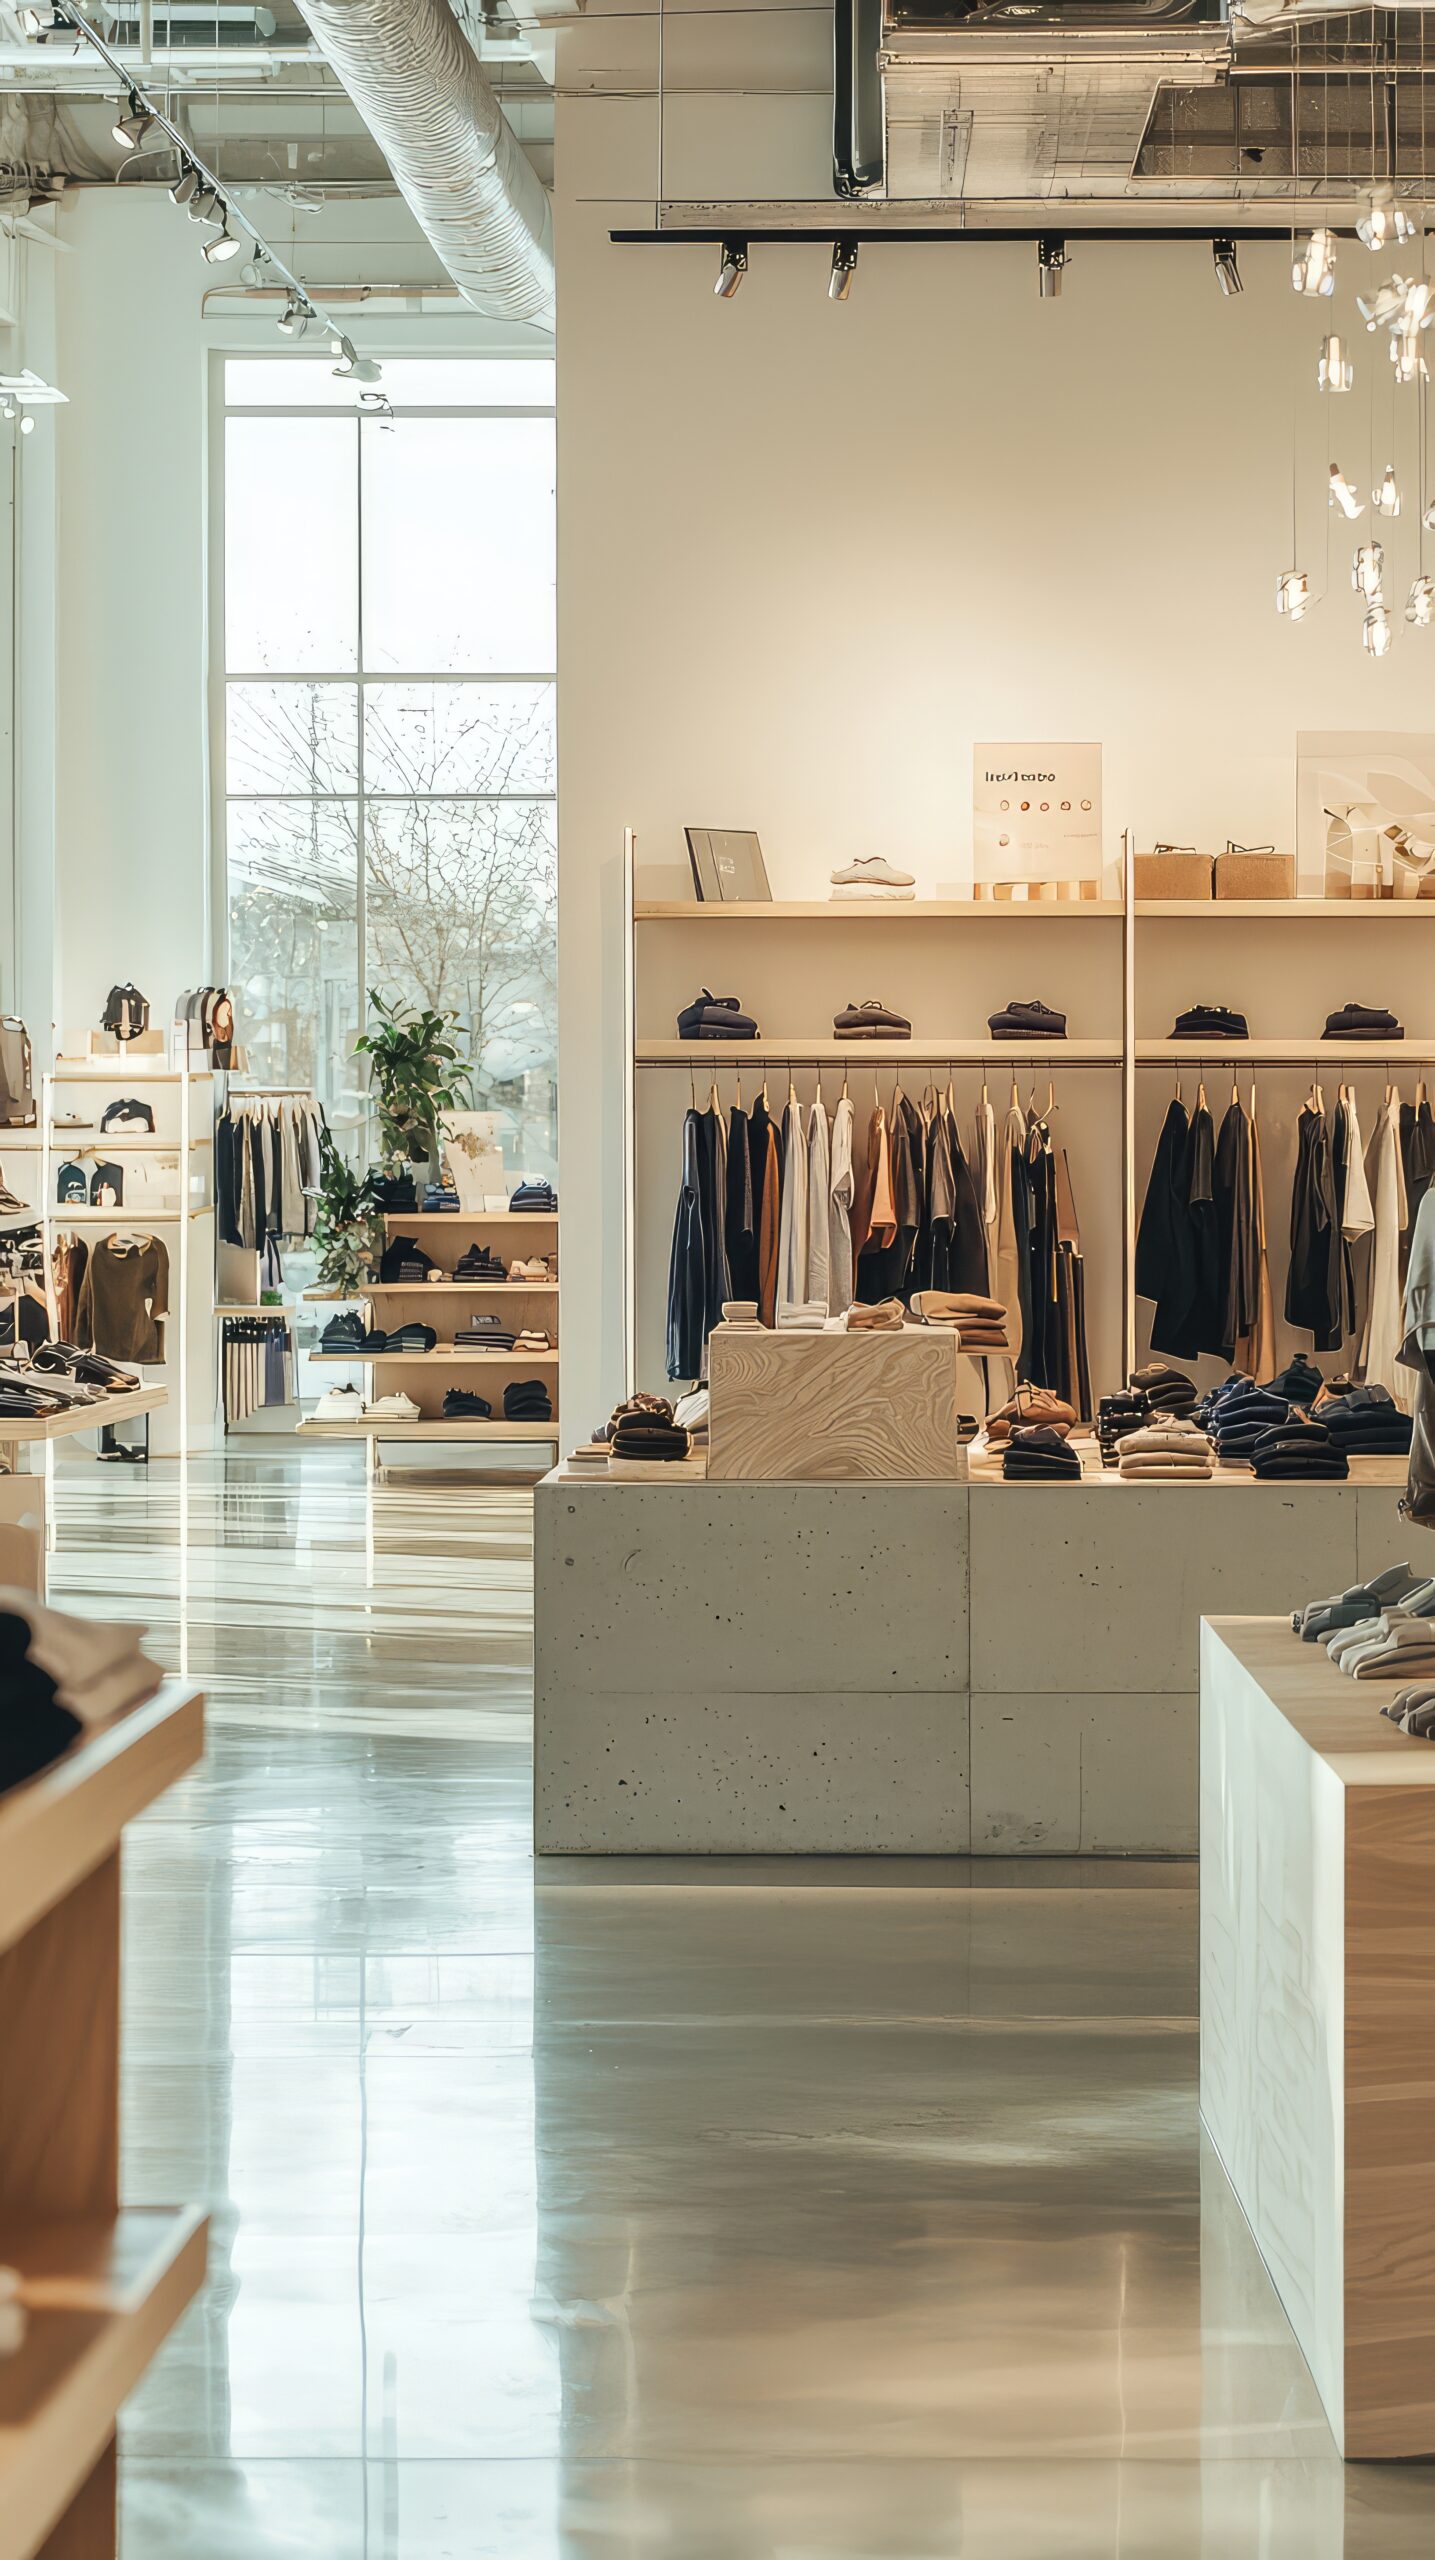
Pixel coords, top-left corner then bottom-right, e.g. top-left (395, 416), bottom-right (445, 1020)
top-left (34, 2437), bottom-right (113, 2560)
top-left (0, 1853), bottom-right (118, 2221)
top-left (707, 1329), bottom-right (968, 1481)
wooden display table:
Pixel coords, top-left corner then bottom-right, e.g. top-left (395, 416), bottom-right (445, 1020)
top-left (1200, 1617), bottom-right (1435, 2460)
top-left (0, 1679), bottom-right (206, 2556)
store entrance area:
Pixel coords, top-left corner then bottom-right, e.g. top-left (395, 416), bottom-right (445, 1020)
top-left (50, 1450), bottom-right (1427, 2556)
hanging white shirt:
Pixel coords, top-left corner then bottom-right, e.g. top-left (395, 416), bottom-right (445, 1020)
top-left (805, 1095), bottom-right (831, 1315)
top-left (828, 1095), bottom-right (855, 1312)
top-left (777, 1096), bottom-right (809, 1316)
top-left (1362, 1092), bottom-right (1411, 1408)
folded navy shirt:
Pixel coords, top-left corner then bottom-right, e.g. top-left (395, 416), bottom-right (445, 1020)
top-left (1323, 1002), bottom-right (1403, 1040)
top-left (678, 989), bottom-right (759, 1040)
top-left (988, 998), bottom-right (1067, 1040)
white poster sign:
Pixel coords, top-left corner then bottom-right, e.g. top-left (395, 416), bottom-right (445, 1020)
top-left (973, 743), bottom-right (1103, 885)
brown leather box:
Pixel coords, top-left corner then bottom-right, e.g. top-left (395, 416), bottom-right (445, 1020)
top-left (1132, 850), bottom-right (1213, 900)
top-left (1214, 849), bottom-right (1296, 899)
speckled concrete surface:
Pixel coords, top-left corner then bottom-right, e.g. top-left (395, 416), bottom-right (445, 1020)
top-left (971, 1691), bottom-right (1197, 1854)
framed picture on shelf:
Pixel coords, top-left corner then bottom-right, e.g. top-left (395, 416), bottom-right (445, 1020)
top-left (684, 829), bottom-right (771, 904)
top-left (972, 744), bottom-right (1103, 887)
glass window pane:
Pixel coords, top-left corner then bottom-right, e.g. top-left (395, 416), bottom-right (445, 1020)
top-left (360, 417), bottom-right (555, 674)
top-left (225, 357), bottom-right (555, 409)
top-left (227, 684), bottom-right (359, 796)
top-left (228, 800), bottom-right (362, 1132)
top-left (365, 799), bottom-right (556, 1178)
top-left (363, 684), bottom-right (555, 796)
top-left (225, 417), bottom-right (357, 673)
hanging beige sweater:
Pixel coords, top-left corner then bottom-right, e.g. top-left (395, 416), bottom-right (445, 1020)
top-left (992, 1103), bottom-right (1025, 1365)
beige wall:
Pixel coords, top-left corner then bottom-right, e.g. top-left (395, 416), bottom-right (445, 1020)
top-left (556, 38), bottom-right (1435, 1423)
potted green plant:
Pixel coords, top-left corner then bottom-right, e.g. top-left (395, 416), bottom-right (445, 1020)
top-left (354, 992), bottom-right (473, 1169)
top-left (310, 1127), bottom-right (385, 1296)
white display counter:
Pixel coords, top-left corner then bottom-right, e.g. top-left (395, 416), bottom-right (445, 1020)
top-left (533, 1470), bottom-right (1411, 1854)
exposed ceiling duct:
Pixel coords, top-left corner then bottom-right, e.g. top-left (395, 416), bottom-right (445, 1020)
top-left (290, 0), bottom-right (553, 325)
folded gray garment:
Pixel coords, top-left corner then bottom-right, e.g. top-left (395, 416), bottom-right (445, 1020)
top-left (776, 1302), bottom-right (828, 1329)
top-left (1350, 1646), bottom-right (1435, 1680)
top-left (1294, 1562), bottom-right (1421, 1632)
top-left (1388, 1691), bottom-right (1435, 1734)
top-left (1330, 1610), bottom-right (1435, 1663)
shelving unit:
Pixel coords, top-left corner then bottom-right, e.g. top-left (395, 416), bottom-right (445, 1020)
top-left (635, 899), bottom-right (1126, 921)
top-left (0, 1385), bottom-right (166, 1469)
top-left (0, 1678), bottom-right (207, 2559)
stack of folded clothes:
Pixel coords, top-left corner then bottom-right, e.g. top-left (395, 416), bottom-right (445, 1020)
top-left (910, 1291), bottom-right (1010, 1351)
top-left (677, 990), bottom-right (759, 1040)
top-left (673, 1387), bottom-right (709, 1448)
top-left (1128, 1360), bottom-right (1198, 1420)
top-left (1003, 1424), bottom-right (1083, 1481)
top-left (1096, 1390), bottom-right (1151, 1465)
top-left (1328, 1608), bottom-right (1435, 1678)
top-left (985, 1389), bottom-right (1075, 1442)
top-left (1323, 1000), bottom-right (1403, 1041)
top-left (1206, 1380), bottom-right (1292, 1464)
top-left (442, 1387), bottom-right (493, 1419)
top-left (1249, 1416), bottom-right (1349, 1480)
top-left (515, 1328), bottom-right (551, 1354)
top-left (455, 1316), bottom-right (515, 1351)
top-left (455, 1243), bottom-right (509, 1283)
top-left (372, 1172), bottom-right (418, 1212)
top-left (1311, 1383), bottom-right (1413, 1458)
top-left (0, 1591), bottom-right (163, 1794)
top-left (1170, 1004), bottom-right (1248, 1040)
top-left (504, 1378), bottom-right (553, 1423)
top-left (776, 1302), bottom-right (828, 1329)
top-left (510, 1179), bottom-right (558, 1212)
top-left (382, 1321), bottom-right (437, 1355)
top-left (1266, 1353), bottom-right (1323, 1405)
top-left (607, 1399), bottom-right (692, 1473)
top-left (834, 1001), bottom-right (912, 1040)
top-left (1291, 1560), bottom-right (1423, 1640)
top-left (1117, 1421), bottom-right (1213, 1481)
top-left (1382, 1689), bottom-right (1435, 1734)
top-left (379, 1234), bottom-right (436, 1284)
top-left (422, 1182), bottom-right (459, 1212)
top-left (988, 998), bottom-right (1067, 1041)
top-left (829, 857), bottom-right (916, 902)
top-left (844, 1298), bottom-right (906, 1331)
top-left (595, 1391), bottom-right (674, 1443)
top-left (320, 1311), bottom-right (367, 1355)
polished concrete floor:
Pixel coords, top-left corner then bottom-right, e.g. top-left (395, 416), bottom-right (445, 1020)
top-left (43, 1445), bottom-right (1435, 2556)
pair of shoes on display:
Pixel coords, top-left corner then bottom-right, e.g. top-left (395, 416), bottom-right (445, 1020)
top-left (25, 1342), bottom-right (139, 1397)
top-left (508, 1258), bottom-right (552, 1283)
top-left (312, 1384), bottom-right (422, 1424)
top-left (455, 1245), bottom-right (508, 1283)
top-left (510, 1180), bottom-right (557, 1212)
top-left (829, 857), bottom-right (916, 903)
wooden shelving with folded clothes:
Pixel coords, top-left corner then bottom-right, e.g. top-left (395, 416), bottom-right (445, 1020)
top-left (635, 900), bottom-right (1126, 921)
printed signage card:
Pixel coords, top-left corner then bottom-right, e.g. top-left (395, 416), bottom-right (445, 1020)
top-left (972, 743), bottom-right (1102, 885)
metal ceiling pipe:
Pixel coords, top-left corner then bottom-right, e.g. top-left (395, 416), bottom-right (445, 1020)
top-left (291, 0), bottom-right (553, 327)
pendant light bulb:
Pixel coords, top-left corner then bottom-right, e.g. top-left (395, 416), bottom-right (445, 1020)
top-left (18, 414), bottom-right (33, 436)
top-left (828, 238), bottom-right (858, 302)
top-left (1353, 540), bottom-right (1386, 601)
top-left (1374, 464), bottom-right (1402, 518)
top-left (1363, 602), bottom-right (1393, 657)
top-left (1277, 568), bottom-right (1311, 620)
top-left (714, 239), bottom-right (747, 299)
top-left (1357, 185), bottom-right (1417, 252)
top-left (1406, 576), bottom-right (1435, 627)
top-left (1329, 463), bottom-right (1365, 520)
top-left (1293, 229), bottom-right (1337, 296)
top-left (1318, 333), bottom-right (1353, 392)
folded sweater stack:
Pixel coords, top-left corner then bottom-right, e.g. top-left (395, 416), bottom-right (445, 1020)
top-left (1128, 1361), bottom-right (1198, 1421)
top-left (1003, 1423), bottom-right (1083, 1481)
top-left (0, 1593), bottom-right (163, 1795)
top-left (504, 1379), bottom-right (553, 1423)
top-left (1313, 1384), bottom-right (1413, 1457)
top-left (845, 1298), bottom-right (906, 1332)
top-left (1209, 1384), bottom-right (1291, 1464)
top-left (1328, 1608), bottom-right (1435, 1679)
top-left (1382, 1689), bottom-right (1435, 1736)
top-left (909, 1290), bottom-right (1010, 1350)
top-left (988, 998), bottom-right (1066, 1041)
top-left (985, 1390), bottom-right (1075, 1444)
top-left (1250, 1417), bottom-right (1349, 1480)
top-left (1292, 1561), bottom-right (1423, 1639)
top-left (608, 1404), bottom-right (692, 1472)
top-left (1097, 1390), bottom-right (1150, 1463)
top-left (1117, 1422), bottom-right (1212, 1481)
top-left (677, 990), bottom-right (759, 1040)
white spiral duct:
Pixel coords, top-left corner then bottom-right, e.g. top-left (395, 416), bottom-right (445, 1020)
top-left (294, 0), bottom-right (554, 327)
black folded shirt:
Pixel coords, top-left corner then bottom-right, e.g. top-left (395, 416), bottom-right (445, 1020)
top-left (1003, 1423), bottom-right (1082, 1479)
top-left (1323, 1002), bottom-right (1403, 1040)
top-left (677, 989), bottom-right (759, 1040)
top-left (504, 1380), bottom-right (554, 1421)
top-left (443, 1388), bottom-right (493, 1418)
top-left (988, 999), bottom-right (1067, 1040)
top-left (1172, 1005), bottom-right (1248, 1039)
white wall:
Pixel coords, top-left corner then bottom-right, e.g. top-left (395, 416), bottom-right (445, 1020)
top-left (556, 47), bottom-right (1435, 1428)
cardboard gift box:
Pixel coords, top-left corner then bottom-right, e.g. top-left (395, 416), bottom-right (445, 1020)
top-left (1214, 846), bottom-right (1296, 899)
top-left (1132, 848), bottom-right (1213, 900)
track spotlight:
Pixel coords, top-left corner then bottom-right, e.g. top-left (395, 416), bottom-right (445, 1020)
top-left (1406, 576), bottom-right (1435, 627)
top-left (330, 336), bottom-right (382, 385)
top-left (714, 239), bottom-right (747, 300)
top-left (111, 92), bottom-right (154, 152)
top-left (277, 292), bottom-right (309, 338)
top-left (1037, 235), bottom-right (1066, 299)
top-left (169, 164), bottom-right (199, 206)
top-left (18, 415), bottom-right (33, 436)
top-left (1318, 333), bottom-right (1352, 392)
top-left (1374, 464), bottom-right (1402, 518)
top-left (187, 183), bottom-right (220, 223)
top-left (202, 218), bottom-right (242, 264)
top-left (1292, 229), bottom-right (1337, 297)
top-left (1212, 237), bottom-right (1242, 297)
top-left (829, 238), bottom-right (858, 303)
top-left (1329, 463), bottom-right (1364, 520)
top-left (1353, 540), bottom-right (1385, 601)
top-left (1357, 185), bottom-right (1416, 253)
top-left (20, 4), bottom-right (68, 33)
top-left (1276, 569), bottom-right (1311, 620)
top-left (1363, 602), bottom-right (1393, 657)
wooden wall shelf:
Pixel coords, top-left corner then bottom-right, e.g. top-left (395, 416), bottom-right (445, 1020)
top-left (0, 1385), bottom-right (166, 1453)
top-left (635, 899), bottom-right (1125, 921)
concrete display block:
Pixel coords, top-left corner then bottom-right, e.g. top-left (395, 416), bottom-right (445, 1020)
top-left (535, 1682), bottom-right (970, 1853)
top-left (970, 1691), bottom-right (1197, 1855)
top-left (707, 1326), bottom-right (970, 1481)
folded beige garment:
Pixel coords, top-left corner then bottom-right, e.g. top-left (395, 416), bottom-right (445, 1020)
top-left (844, 1299), bottom-right (905, 1331)
top-left (1120, 1426), bottom-right (1211, 1456)
top-left (911, 1290), bottom-right (1006, 1324)
top-left (1119, 1455), bottom-right (1212, 1478)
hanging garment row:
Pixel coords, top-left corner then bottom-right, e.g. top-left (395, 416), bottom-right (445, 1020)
top-left (221, 1314), bottom-right (294, 1425)
top-left (1136, 1072), bottom-right (1435, 1408)
top-left (665, 1070), bottom-right (1092, 1414)
top-left (215, 1094), bottom-right (326, 1252)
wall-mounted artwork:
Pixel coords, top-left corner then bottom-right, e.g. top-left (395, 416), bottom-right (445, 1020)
top-left (973, 744), bottom-right (1102, 886)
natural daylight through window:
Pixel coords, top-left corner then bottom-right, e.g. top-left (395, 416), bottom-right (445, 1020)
top-left (217, 355), bottom-right (557, 1181)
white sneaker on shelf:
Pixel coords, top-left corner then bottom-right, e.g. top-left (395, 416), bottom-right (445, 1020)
top-left (507, 1258), bottom-right (552, 1282)
top-left (829, 855), bottom-right (916, 889)
top-left (313, 1384), bottom-right (364, 1423)
top-left (363, 1390), bottom-right (422, 1421)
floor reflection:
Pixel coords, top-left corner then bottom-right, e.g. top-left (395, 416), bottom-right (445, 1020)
top-left (40, 1451), bottom-right (1435, 2555)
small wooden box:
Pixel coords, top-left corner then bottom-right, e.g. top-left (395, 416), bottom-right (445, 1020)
top-left (1214, 850), bottom-right (1296, 899)
top-left (1133, 851), bottom-right (1212, 900)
